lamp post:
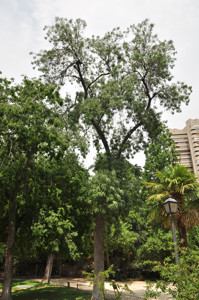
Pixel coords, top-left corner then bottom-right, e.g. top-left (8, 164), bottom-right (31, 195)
top-left (163, 197), bottom-right (179, 265)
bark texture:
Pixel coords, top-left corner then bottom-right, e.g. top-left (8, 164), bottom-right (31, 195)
top-left (2, 201), bottom-right (16, 300)
top-left (91, 214), bottom-right (105, 300)
top-left (177, 218), bottom-right (188, 248)
top-left (106, 253), bottom-right (110, 268)
top-left (42, 254), bottom-right (54, 284)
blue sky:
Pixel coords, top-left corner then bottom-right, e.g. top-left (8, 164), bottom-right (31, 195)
top-left (0, 0), bottom-right (198, 131)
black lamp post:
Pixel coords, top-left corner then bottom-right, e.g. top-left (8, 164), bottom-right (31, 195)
top-left (163, 197), bottom-right (179, 265)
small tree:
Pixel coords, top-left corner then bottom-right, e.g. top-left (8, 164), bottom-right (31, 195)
top-left (146, 164), bottom-right (199, 248)
top-left (145, 247), bottom-right (199, 300)
top-left (30, 153), bottom-right (89, 283)
top-left (87, 170), bottom-right (123, 298)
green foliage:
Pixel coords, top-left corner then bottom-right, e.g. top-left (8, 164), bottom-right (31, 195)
top-left (145, 164), bottom-right (199, 232)
top-left (138, 228), bottom-right (173, 263)
top-left (0, 74), bottom-right (67, 201)
top-left (0, 73), bottom-right (91, 280)
top-left (32, 18), bottom-right (192, 161)
top-left (26, 151), bottom-right (89, 261)
top-left (31, 206), bottom-right (77, 257)
top-left (31, 18), bottom-right (194, 285)
top-left (84, 266), bottom-right (134, 300)
top-left (188, 226), bottom-right (199, 248)
top-left (144, 127), bottom-right (178, 181)
top-left (106, 221), bottom-right (139, 255)
top-left (87, 170), bottom-right (123, 216)
top-left (145, 247), bottom-right (199, 299)
top-left (104, 208), bottom-right (147, 266)
top-left (84, 266), bottom-right (115, 300)
top-left (0, 74), bottom-right (68, 249)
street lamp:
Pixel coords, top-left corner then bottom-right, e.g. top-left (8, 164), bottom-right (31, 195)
top-left (163, 197), bottom-right (179, 265)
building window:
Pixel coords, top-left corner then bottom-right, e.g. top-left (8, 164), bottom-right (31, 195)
top-left (191, 124), bottom-right (199, 128)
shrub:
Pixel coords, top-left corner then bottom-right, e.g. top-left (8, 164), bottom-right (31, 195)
top-left (145, 247), bottom-right (199, 299)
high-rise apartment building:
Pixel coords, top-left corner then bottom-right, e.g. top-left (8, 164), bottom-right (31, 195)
top-left (170, 119), bottom-right (199, 177)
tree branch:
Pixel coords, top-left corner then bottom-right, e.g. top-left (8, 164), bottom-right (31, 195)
top-left (117, 122), bottom-right (142, 158)
top-left (116, 75), bottom-right (160, 158)
top-left (91, 118), bottom-right (111, 157)
top-left (74, 60), bottom-right (88, 99)
top-left (141, 76), bottom-right (152, 109)
top-left (87, 72), bottom-right (110, 91)
top-left (60, 62), bottom-right (76, 78)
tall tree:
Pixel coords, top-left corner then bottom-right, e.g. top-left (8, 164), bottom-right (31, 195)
top-left (0, 74), bottom-right (68, 300)
top-left (32, 18), bottom-right (192, 299)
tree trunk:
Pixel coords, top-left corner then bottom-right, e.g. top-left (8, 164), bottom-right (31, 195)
top-left (58, 262), bottom-right (62, 277)
top-left (2, 201), bottom-right (16, 300)
top-left (91, 214), bottom-right (105, 300)
top-left (127, 253), bottom-right (131, 269)
top-left (42, 254), bottom-right (54, 284)
top-left (106, 253), bottom-right (110, 268)
top-left (177, 218), bottom-right (188, 248)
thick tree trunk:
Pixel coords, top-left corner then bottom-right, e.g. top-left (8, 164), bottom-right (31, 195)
top-left (177, 219), bottom-right (188, 248)
top-left (43, 254), bottom-right (54, 284)
top-left (91, 214), bottom-right (105, 300)
top-left (2, 201), bottom-right (16, 300)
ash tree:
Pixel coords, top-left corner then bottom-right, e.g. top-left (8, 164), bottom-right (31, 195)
top-left (32, 18), bottom-right (191, 300)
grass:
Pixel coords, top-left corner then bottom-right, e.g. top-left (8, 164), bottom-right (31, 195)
top-left (0, 281), bottom-right (91, 299)
top-left (12, 285), bottom-right (92, 300)
top-left (0, 280), bottom-right (40, 289)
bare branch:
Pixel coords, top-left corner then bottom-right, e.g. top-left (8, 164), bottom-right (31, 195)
top-left (87, 72), bottom-right (110, 91)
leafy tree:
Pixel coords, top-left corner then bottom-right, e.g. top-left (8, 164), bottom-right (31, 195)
top-left (86, 169), bottom-right (123, 299)
top-left (146, 164), bottom-right (199, 248)
top-left (0, 74), bottom-right (68, 300)
top-left (104, 216), bottom-right (144, 270)
top-left (143, 126), bottom-right (178, 181)
top-left (32, 18), bottom-right (192, 299)
top-left (29, 153), bottom-right (89, 283)
top-left (139, 227), bottom-right (173, 263)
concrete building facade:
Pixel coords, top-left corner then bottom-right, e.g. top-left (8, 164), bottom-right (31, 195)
top-left (170, 119), bottom-right (199, 177)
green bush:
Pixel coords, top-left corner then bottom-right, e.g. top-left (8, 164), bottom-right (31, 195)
top-left (145, 247), bottom-right (199, 300)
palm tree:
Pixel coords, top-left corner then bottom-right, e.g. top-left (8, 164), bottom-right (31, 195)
top-left (146, 164), bottom-right (199, 248)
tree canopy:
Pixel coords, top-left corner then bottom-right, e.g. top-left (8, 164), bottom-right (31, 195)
top-left (32, 18), bottom-right (191, 166)
top-left (32, 18), bottom-right (193, 300)
top-left (0, 74), bottom-right (71, 300)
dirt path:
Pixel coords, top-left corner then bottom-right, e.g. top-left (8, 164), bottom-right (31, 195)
top-left (30, 277), bottom-right (173, 299)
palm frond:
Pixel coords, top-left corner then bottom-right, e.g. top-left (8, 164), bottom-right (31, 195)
top-left (181, 208), bottom-right (199, 228)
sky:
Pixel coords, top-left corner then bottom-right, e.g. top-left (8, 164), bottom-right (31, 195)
top-left (0, 0), bottom-right (199, 165)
